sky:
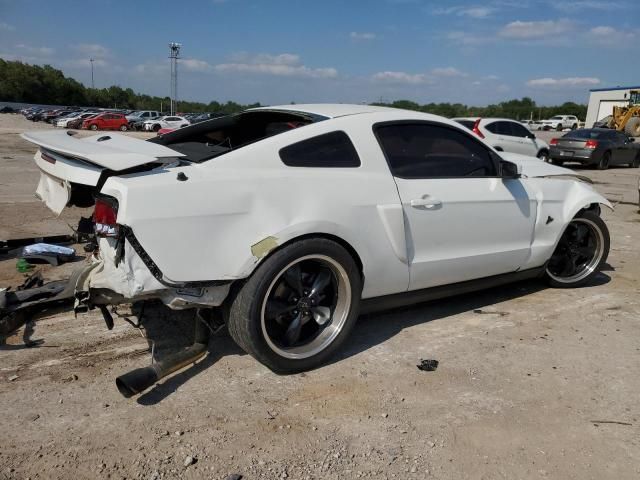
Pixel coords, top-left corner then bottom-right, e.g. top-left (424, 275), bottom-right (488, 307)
top-left (0, 0), bottom-right (638, 107)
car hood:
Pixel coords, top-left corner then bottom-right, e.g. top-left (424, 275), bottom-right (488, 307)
top-left (500, 152), bottom-right (592, 182)
top-left (21, 130), bottom-right (184, 171)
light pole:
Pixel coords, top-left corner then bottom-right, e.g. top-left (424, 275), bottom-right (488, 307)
top-left (90, 58), bottom-right (95, 89)
top-left (168, 43), bottom-right (181, 115)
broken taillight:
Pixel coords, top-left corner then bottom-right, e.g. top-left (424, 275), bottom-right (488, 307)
top-left (94, 197), bottom-right (119, 237)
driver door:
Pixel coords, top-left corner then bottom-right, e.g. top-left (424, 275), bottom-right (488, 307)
top-left (375, 122), bottom-right (537, 291)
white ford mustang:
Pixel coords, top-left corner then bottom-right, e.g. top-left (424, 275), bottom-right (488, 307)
top-left (23, 104), bottom-right (611, 377)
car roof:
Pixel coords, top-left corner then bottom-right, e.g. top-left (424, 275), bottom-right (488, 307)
top-left (453, 117), bottom-right (523, 123)
top-left (249, 103), bottom-right (399, 119)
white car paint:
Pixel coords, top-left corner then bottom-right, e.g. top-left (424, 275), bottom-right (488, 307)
top-left (55, 112), bottom-right (97, 128)
top-left (142, 116), bottom-right (190, 131)
top-left (453, 117), bottom-right (550, 158)
top-left (541, 115), bottom-right (579, 131)
top-left (23, 104), bottom-right (611, 310)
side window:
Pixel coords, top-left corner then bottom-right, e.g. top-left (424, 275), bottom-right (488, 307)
top-left (509, 122), bottom-right (532, 138)
top-left (142, 112), bottom-right (150, 118)
top-left (279, 131), bottom-right (361, 168)
top-left (485, 122), bottom-right (499, 134)
top-left (375, 123), bottom-right (497, 178)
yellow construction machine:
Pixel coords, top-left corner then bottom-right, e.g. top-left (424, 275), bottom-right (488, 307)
top-left (609, 90), bottom-right (640, 137)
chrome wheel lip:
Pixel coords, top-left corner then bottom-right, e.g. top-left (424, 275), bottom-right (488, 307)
top-left (260, 254), bottom-right (351, 360)
top-left (546, 218), bottom-right (605, 284)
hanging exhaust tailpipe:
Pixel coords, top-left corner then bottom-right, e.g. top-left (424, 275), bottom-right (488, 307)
top-left (116, 313), bottom-right (210, 398)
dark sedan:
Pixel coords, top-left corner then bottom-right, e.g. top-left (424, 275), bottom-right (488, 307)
top-left (549, 128), bottom-right (640, 169)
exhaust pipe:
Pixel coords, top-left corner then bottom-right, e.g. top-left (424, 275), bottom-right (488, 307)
top-left (116, 313), bottom-right (210, 398)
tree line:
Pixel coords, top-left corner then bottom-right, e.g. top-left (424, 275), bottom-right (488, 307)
top-left (1, 58), bottom-right (587, 119)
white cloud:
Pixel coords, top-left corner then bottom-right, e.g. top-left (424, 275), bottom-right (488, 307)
top-left (0, 22), bottom-right (15, 32)
top-left (350, 31), bottom-right (376, 41)
top-left (214, 53), bottom-right (337, 79)
top-left (499, 19), bottom-right (574, 39)
top-left (590, 26), bottom-right (616, 36)
top-left (371, 71), bottom-right (430, 85)
top-left (433, 5), bottom-right (494, 18)
top-left (526, 77), bottom-right (601, 88)
top-left (371, 67), bottom-right (467, 84)
top-left (181, 58), bottom-right (213, 72)
top-left (72, 43), bottom-right (111, 59)
top-left (16, 44), bottom-right (55, 56)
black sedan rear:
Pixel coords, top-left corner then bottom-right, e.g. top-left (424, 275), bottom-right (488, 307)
top-left (549, 128), bottom-right (640, 169)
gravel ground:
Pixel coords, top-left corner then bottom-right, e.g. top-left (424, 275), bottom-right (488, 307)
top-left (1, 114), bottom-right (639, 480)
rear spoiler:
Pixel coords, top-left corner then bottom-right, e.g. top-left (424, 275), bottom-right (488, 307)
top-left (21, 130), bottom-right (184, 171)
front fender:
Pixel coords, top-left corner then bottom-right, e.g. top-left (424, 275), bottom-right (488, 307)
top-left (522, 179), bottom-right (612, 270)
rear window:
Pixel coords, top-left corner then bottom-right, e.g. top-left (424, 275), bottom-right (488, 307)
top-left (279, 131), bottom-right (360, 168)
top-left (564, 129), bottom-right (608, 140)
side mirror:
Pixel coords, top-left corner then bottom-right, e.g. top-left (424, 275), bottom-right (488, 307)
top-left (501, 160), bottom-right (521, 179)
top-left (628, 137), bottom-right (635, 143)
top-left (527, 133), bottom-right (536, 139)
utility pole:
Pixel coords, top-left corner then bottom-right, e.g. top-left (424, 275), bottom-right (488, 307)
top-left (168, 43), bottom-right (181, 115)
top-left (90, 58), bottom-right (95, 89)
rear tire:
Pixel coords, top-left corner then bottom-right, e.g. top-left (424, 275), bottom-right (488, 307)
top-left (571, 123), bottom-right (578, 130)
top-left (632, 153), bottom-right (640, 168)
top-left (227, 238), bottom-right (362, 374)
top-left (551, 159), bottom-right (564, 166)
top-left (597, 151), bottom-right (611, 170)
top-left (624, 117), bottom-right (640, 137)
top-left (537, 149), bottom-right (550, 162)
top-left (556, 124), bottom-right (563, 132)
top-left (545, 211), bottom-right (609, 288)
top-left (152, 124), bottom-right (161, 132)
top-left (119, 125), bottom-right (128, 131)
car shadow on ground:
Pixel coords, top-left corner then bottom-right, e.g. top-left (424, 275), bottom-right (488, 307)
top-left (330, 273), bottom-right (611, 368)
top-left (125, 272), bottom-right (612, 403)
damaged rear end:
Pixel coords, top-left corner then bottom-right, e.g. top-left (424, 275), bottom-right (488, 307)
top-left (22, 130), bottom-right (232, 313)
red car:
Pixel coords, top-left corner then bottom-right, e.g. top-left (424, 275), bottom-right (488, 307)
top-left (82, 113), bottom-right (129, 131)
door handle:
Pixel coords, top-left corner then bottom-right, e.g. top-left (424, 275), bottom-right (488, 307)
top-left (410, 197), bottom-right (442, 209)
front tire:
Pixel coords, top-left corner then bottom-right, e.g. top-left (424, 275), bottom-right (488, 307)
top-left (624, 117), bottom-right (640, 137)
top-left (545, 211), bottom-right (609, 288)
top-left (227, 238), bottom-right (362, 373)
top-left (89, 124), bottom-right (98, 131)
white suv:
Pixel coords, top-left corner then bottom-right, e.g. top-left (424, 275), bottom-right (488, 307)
top-left (540, 115), bottom-right (579, 132)
top-left (454, 118), bottom-right (550, 161)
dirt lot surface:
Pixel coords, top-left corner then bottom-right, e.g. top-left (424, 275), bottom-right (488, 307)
top-left (1, 114), bottom-right (639, 480)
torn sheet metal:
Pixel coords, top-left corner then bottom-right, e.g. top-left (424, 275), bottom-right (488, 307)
top-left (76, 237), bottom-right (230, 310)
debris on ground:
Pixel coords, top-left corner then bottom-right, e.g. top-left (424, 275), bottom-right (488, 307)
top-left (417, 359), bottom-right (439, 372)
top-left (20, 243), bottom-right (76, 266)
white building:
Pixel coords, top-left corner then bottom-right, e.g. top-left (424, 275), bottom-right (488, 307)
top-left (585, 85), bottom-right (639, 128)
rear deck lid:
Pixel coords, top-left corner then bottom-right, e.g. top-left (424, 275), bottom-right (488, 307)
top-left (21, 130), bottom-right (185, 171)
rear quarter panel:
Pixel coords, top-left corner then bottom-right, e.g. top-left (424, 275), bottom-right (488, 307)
top-left (101, 114), bottom-right (411, 298)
